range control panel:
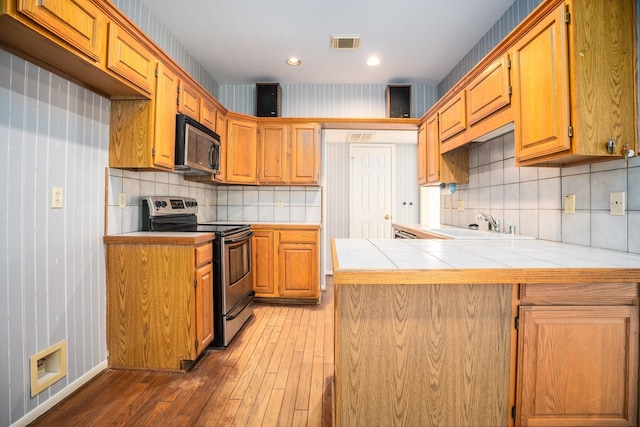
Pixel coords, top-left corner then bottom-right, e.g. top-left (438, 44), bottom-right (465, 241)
top-left (142, 196), bottom-right (198, 216)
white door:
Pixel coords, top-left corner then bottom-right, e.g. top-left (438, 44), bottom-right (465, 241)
top-left (349, 144), bottom-right (395, 238)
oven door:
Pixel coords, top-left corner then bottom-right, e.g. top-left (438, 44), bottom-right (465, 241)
top-left (222, 229), bottom-right (254, 312)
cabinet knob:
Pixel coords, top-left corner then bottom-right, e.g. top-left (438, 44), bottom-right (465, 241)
top-left (384, 214), bottom-right (391, 220)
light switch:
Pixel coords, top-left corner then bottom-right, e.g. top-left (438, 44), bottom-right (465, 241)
top-left (118, 192), bottom-right (126, 209)
top-left (564, 194), bottom-right (575, 214)
top-left (458, 200), bottom-right (465, 211)
top-left (610, 192), bottom-right (625, 216)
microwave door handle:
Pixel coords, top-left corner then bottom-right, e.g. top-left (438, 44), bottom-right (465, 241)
top-left (208, 144), bottom-right (215, 168)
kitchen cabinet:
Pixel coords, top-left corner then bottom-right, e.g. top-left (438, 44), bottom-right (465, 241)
top-left (438, 90), bottom-right (466, 143)
top-left (16, 0), bottom-right (105, 63)
top-left (512, 0), bottom-right (637, 166)
top-left (251, 225), bottom-right (320, 301)
top-left (225, 115), bottom-right (258, 184)
top-left (105, 238), bottom-right (215, 370)
top-left (109, 61), bottom-right (179, 171)
top-left (258, 122), bottom-right (321, 185)
top-left (466, 53), bottom-right (511, 126)
top-left (418, 113), bottom-right (469, 186)
top-left (517, 282), bottom-right (639, 426)
top-left (177, 78), bottom-right (200, 119)
top-left (200, 97), bottom-right (218, 132)
top-left (106, 23), bottom-right (155, 95)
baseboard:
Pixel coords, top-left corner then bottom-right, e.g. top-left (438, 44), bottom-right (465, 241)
top-left (12, 360), bottom-right (108, 427)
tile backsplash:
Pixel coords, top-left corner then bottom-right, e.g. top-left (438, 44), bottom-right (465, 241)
top-left (107, 168), bottom-right (322, 234)
top-left (441, 131), bottom-right (640, 254)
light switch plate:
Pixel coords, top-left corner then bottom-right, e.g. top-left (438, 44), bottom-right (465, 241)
top-left (610, 192), bottom-right (625, 216)
top-left (564, 194), bottom-right (575, 214)
top-left (458, 200), bottom-right (465, 211)
top-left (118, 192), bottom-right (126, 209)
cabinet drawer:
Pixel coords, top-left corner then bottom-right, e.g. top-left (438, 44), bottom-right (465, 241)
top-left (520, 283), bottom-right (639, 306)
top-left (279, 230), bottom-right (317, 244)
top-left (195, 243), bottom-right (212, 267)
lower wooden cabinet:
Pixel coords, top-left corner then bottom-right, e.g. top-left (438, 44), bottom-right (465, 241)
top-left (105, 240), bottom-right (214, 370)
top-left (517, 283), bottom-right (639, 426)
top-left (251, 225), bottom-right (320, 301)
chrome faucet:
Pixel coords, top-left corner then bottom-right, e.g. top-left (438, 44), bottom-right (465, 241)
top-left (479, 212), bottom-right (500, 232)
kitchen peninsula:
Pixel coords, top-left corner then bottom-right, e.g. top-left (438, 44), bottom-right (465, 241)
top-left (331, 238), bottom-right (640, 426)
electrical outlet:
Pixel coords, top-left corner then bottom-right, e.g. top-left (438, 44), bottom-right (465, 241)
top-left (277, 198), bottom-right (284, 208)
top-left (564, 194), bottom-right (575, 214)
top-left (458, 200), bottom-right (465, 211)
top-left (118, 192), bottom-right (126, 209)
top-left (51, 187), bottom-right (63, 209)
top-left (610, 192), bottom-right (625, 216)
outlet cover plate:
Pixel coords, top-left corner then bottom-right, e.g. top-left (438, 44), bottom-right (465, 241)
top-left (610, 192), bottom-right (625, 216)
top-left (51, 187), bottom-right (63, 209)
top-left (564, 194), bottom-right (575, 214)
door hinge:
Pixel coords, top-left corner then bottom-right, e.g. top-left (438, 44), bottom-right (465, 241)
top-left (514, 316), bottom-right (519, 330)
top-left (568, 126), bottom-right (574, 137)
top-left (508, 86), bottom-right (512, 96)
top-left (564, 11), bottom-right (570, 24)
top-left (195, 339), bottom-right (199, 350)
top-left (194, 278), bottom-right (198, 288)
top-left (152, 147), bottom-right (156, 156)
top-left (511, 405), bottom-right (516, 419)
top-left (507, 58), bottom-right (511, 68)
top-left (155, 68), bottom-right (159, 78)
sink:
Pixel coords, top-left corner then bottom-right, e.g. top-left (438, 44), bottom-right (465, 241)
top-left (424, 228), bottom-right (535, 240)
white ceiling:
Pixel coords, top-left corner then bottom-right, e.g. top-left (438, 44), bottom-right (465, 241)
top-left (144, 0), bottom-right (515, 85)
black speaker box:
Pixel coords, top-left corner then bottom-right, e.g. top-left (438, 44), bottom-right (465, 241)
top-left (386, 85), bottom-right (411, 118)
top-left (256, 83), bottom-right (282, 117)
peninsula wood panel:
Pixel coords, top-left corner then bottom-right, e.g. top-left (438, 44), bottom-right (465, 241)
top-left (334, 283), bottom-right (512, 426)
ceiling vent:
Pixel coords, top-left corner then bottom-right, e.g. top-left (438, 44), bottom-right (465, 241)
top-left (347, 132), bottom-right (375, 143)
top-left (331, 35), bottom-right (361, 49)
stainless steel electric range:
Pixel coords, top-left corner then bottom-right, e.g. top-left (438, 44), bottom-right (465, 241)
top-left (142, 196), bottom-right (254, 348)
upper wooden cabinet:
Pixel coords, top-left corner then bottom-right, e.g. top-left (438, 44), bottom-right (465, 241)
top-left (106, 23), bottom-right (155, 95)
top-left (466, 53), bottom-right (511, 126)
top-left (418, 113), bottom-right (469, 186)
top-left (17, 0), bottom-right (105, 62)
top-left (109, 62), bottom-right (179, 171)
top-left (512, 0), bottom-right (637, 166)
top-left (257, 122), bottom-right (321, 185)
top-left (200, 97), bottom-right (218, 132)
top-left (177, 79), bottom-right (200, 119)
top-left (438, 91), bottom-right (466, 142)
top-left (226, 115), bottom-right (258, 184)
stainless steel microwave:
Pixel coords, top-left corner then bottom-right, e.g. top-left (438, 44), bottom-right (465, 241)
top-left (174, 114), bottom-right (221, 175)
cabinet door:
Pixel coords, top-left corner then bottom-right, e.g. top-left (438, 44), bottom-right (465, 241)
top-left (226, 118), bottom-right (258, 184)
top-left (153, 62), bottom-right (179, 170)
top-left (466, 53), bottom-right (511, 126)
top-left (417, 123), bottom-right (427, 185)
top-left (18, 0), bottom-right (105, 62)
top-left (512, 4), bottom-right (570, 163)
top-left (194, 263), bottom-right (214, 354)
top-left (200, 97), bottom-right (217, 132)
top-left (278, 230), bottom-right (319, 299)
top-left (107, 23), bottom-right (155, 95)
top-left (258, 124), bottom-right (288, 184)
top-left (252, 231), bottom-right (275, 297)
top-left (517, 305), bottom-right (638, 426)
top-left (178, 80), bottom-right (200, 119)
top-left (290, 124), bottom-right (320, 184)
top-left (425, 114), bottom-right (440, 184)
top-left (438, 91), bottom-right (466, 142)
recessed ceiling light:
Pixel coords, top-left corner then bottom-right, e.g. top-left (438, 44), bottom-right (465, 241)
top-left (286, 57), bottom-right (301, 66)
top-left (366, 56), bottom-right (380, 66)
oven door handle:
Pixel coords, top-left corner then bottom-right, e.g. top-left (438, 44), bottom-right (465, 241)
top-left (224, 230), bottom-right (254, 243)
top-left (226, 291), bottom-right (255, 321)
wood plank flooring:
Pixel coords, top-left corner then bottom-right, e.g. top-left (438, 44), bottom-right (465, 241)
top-left (30, 277), bottom-right (334, 427)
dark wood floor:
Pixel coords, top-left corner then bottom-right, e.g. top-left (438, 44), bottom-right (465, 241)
top-left (30, 277), bottom-right (334, 427)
